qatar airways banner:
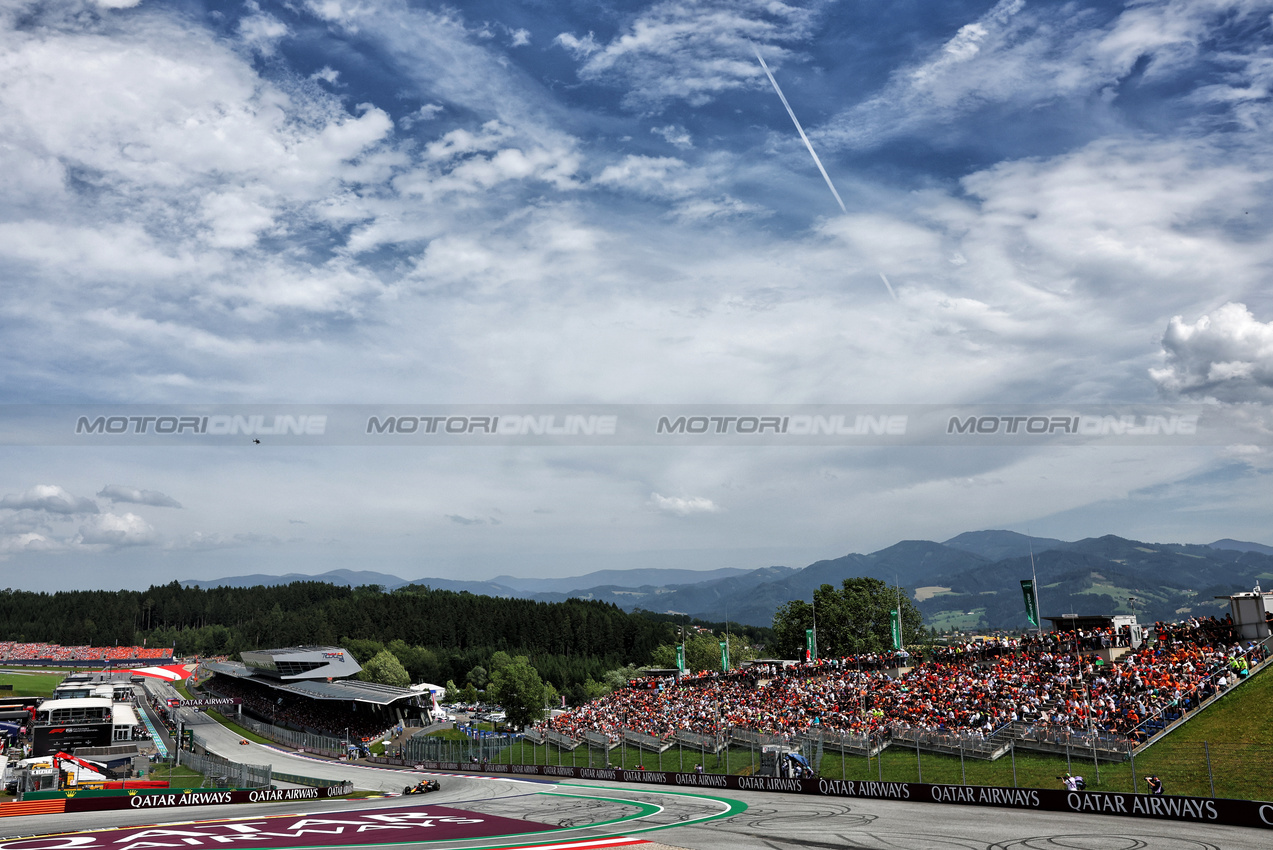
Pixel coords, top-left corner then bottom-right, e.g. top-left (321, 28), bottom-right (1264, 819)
top-left (397, 761), bottom-right (1273, 831)
top-left (170, 697), bottom-right (242, 708)
top-left (54, 784), bottom-right (352, 813)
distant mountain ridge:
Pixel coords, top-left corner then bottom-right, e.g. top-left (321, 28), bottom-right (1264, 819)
top-left (1210, 538), bottom-right (1273, 557)
top-left (180, 531), bottom-right (1273, 630)
top-left (489, 566), bottom-right (751, 594)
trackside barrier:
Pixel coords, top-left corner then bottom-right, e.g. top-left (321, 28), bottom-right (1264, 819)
top-left (178, 746), bottom-right (272, 788)
top-left (407, 761), bottom-right (1273, 831)
top-left (0, 784), bottom-right (354, 817)
top-left (271, 772), bottom-right (354, 788)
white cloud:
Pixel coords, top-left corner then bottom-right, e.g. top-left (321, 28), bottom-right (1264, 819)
top-left (1150, 303), bottom-right (1273, 401)
top-left (650, 493), bottom-right (722, 516)
top-left (594, 154), bottom-right (764, 220)
top-left (97, 485), bottom-right (183, 508)
top-left (311, 66), bottom-right (340, 85)
top-left (0, 532), bottom-right (62, 557)
top-left (0, 5), bottom-right (398, 322)
top-left (651, 124), bottom-right (693, 149)
top-left (820, 0), bottom-right (1273, 151)
top-left (553, 32), bottom-right (599, 58)
top-left (0, 485), bottom-right (98, 515)
top-left (954, 138), bottom-right (1271, 303)
top-left (78, 511), bottom-right (156, 546)
top-left (166, 531), bottom-right (276, 551)
top-left (556, 0), bottom-right (827, 110)
top-left (238, 5), bottom-right (290, 56)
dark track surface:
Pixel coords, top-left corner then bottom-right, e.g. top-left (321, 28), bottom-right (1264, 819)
top-left (3, 715), bottom-right (1267, 850)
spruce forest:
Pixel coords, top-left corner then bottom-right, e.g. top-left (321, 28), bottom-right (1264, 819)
top-left (0, 582), bottom-right (674, 698)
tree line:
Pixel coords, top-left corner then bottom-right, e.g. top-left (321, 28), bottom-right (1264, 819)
top-left (0, 576), bottom-right (933, 707)
top-left (0, 581), bottom-right (669, 695)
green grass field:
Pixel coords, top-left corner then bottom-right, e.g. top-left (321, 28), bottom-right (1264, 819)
top-left (136, 764), bottom-right (206, 789)
top-left (0, 670), bottom-right (69, 697)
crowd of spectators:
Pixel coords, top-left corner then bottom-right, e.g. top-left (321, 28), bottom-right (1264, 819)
top-left (544, 616), bottom-right (1265, 747)
top-left (0, 642), bottom-right (173, 661)
top-left (202, 675), bottom-right (389, 742)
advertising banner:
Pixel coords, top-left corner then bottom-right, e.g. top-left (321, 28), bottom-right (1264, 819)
top-left (33, 723), bottom-right (113, 756)
top-left (403, 762), bottom-right (1273, 831)
top-left (889, 610), bottom-right (902, 650)
top-left (1021, 580), bottom-right (1039, 627)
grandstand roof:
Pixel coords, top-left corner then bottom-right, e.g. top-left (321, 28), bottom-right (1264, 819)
top-left (240, 646), bottom-right (362, 680)
top-left (204, 660), bottom-right (419, 706)
top-left (277, 678), bottom-right (421, 706)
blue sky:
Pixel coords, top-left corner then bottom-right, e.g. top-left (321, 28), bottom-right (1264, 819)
top-left (2, 0), bottom-right (1272, 591)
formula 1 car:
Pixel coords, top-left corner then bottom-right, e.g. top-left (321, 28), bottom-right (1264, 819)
top-left (403, 779), bottom-right (441, 795)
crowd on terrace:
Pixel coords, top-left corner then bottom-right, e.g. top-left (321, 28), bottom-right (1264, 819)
top-left (0, 641), bottom-right (174, 661)
top-left (543, 616), bottom-right (1265, 747)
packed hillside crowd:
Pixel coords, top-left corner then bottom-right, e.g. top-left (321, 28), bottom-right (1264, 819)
top-left (543, 616), bottom-right (1265, 746)
top-left (204, 675), bottom-right (390, 741)
top-left (0, 641), bottom-right (173, 661)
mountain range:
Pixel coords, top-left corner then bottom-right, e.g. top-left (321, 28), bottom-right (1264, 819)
top-left (181, 531), bottom-right (1273, 631)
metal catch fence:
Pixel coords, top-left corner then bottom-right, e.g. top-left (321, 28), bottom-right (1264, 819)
top-left (177, 746), bottom-right (272, 788)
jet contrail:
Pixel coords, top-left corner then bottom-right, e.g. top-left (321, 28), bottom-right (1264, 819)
top-left (754, 46), bottom-right (897, 300)
top-left (878, 272), bottom-right (897, 300)
top-left (753, 45), bottom-right (846, 214)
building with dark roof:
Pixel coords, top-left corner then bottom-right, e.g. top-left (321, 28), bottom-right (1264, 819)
top-left (240, 646), bottom-right (363, 680)
top-left (201, 646), bottom-right (424, 742)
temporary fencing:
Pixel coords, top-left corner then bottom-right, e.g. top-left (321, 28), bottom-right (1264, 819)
top-left (177, 745), bottom-right (272, 788)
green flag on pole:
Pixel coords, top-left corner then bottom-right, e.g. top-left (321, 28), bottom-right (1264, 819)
top-left (889, 609), bottom-right (902, 650)
top-left (1021, 579), bottom-right (1039, 627)
top-left (805, 628), bottom-right (816, 662)
top-left (676, 643), bottom-right (686, 673)
top-left (720, 640), bottom-right (729, 672)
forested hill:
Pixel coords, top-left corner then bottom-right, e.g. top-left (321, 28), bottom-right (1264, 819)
top-left (0, 582), bottom-right (670, 689)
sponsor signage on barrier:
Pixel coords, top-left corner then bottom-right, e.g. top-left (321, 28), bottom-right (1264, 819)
top-left (171, 697), bottom-right (242, 708)
top-left (0, 807), bottom-right (559, 849)
top-left (53, 783), bottom-right (354, 813)
top-left (405, 762), bottom-right (1273, 831)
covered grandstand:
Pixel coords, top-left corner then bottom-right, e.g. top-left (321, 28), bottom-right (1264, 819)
top-left (0, 641), bottom-right (174, 666)
top-left (201, 646), bottom-right (425, 743)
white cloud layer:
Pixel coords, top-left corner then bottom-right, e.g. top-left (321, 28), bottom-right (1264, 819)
top-left (820, 0), bottom-right (1273, 151)
top-left (0, 485), bottom-right (98, 515)
top-left (555, 0), bottom-right (827, 110)
top-left (97, 485), bottom-right (183, 508)
top-left (650, 494), bottom-right (722, 516)
top-left (1151, 303), bottom-right (1273, 401)
top-left (0, 1), bottom-right (1271, 588)
top-left (78, 511), bottom-right (156, 547)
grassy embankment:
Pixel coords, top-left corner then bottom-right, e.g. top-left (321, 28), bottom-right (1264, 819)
top-left (494, 666), bottom-right (1273, 801)
top-left (0, 671), bottom-right (72, 697)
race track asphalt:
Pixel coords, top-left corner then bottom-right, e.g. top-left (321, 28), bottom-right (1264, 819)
top-left (2, 709), bottom-right (1267, 850)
